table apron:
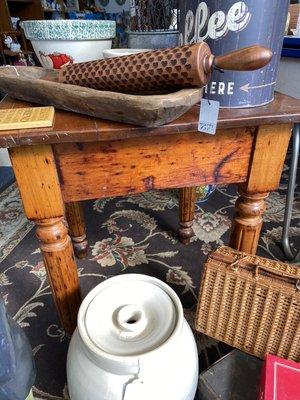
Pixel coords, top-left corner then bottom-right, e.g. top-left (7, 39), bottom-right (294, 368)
top-left (53, 128), bottom-right (254, 202)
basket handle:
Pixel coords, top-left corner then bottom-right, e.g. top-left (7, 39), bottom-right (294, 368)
top-left (253, 264), bottom-right (300, 292)
top-left (211, 251), bottom-right (300, 281)
top-left (252, 263), bottom-right (300, 281)
top-left (231, 256), bottom-right (300, 286)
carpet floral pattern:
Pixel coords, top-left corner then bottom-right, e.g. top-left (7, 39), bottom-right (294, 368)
top-left (0, 158), bottom-right (299, 399)
top-left (0, 183), bottom-right (33, 263)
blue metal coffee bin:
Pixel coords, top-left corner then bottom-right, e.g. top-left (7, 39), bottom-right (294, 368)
top-left (179, 0), bottom-right (289, 108)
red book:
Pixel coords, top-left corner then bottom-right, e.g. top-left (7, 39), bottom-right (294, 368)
top-left (258, 355), bottom-right (300, 400)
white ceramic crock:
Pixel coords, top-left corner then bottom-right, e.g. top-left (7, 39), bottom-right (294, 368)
top-left (21, 20), bottom-right (116, 69)
top-left (67, 274), bottom-right (198, 400)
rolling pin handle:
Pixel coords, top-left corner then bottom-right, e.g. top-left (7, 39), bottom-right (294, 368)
top-left (212, 45), bottom-right (273, 72)
top-left (202, 45), bottom-right (273, 73)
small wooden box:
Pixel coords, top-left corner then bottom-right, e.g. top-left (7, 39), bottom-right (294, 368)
top-left (196, 246), bottom-right (300, 361)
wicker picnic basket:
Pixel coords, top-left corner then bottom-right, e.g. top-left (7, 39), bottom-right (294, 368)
top-left (196, 246), bottom-right (300, 361)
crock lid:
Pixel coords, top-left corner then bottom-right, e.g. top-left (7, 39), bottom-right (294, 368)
top-left (80, 274), bottom-right (179, 357)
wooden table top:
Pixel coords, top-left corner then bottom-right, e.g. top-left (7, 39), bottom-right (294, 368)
top-left (1, 92), bottom-right (300, 148)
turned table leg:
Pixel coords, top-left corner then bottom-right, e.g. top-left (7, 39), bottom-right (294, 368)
top-left (230, 187), bottom-right (268, 253)
top-left (65, 201), bottom-right (88, 259)
top-left (178, 187), bottom-right (196, 244)
top-left (230, 124), bottom-right (292, 255)
top-left (9, 144), bottom-right (81, 334)
top-left (36, 218), bottom-right (81, 333)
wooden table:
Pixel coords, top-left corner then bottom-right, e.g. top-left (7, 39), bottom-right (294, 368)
top-left (1, 92), bottom-right (300, 334)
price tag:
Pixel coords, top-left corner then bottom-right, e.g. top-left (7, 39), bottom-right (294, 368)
top-left (198, 99), bottom-right (220, 135)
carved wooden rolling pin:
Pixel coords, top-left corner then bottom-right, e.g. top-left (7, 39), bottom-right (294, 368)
top-left (58, 43), bottom-right (272, 93)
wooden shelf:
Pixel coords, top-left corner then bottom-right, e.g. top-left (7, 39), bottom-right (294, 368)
top-left (1, 0), bottom-right (44, 63)
top-left (1, 30), bottom-right (22, 35)
top-left (4, 49), bottom-right (33, 56)
top-left (43, 8), bottom-right (78, 13)
top-left (7, 0), bottom-right (34, 3)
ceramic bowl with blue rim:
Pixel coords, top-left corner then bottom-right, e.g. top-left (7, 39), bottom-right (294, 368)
top-left (22, 20), bottom-right (116, 69)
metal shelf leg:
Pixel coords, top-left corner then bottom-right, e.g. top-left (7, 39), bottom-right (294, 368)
top-left (282, 123), bottom-right (300, 264)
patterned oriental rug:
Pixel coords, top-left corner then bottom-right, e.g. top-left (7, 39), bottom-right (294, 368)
top-left (0, 155), bottom-right (299, 399)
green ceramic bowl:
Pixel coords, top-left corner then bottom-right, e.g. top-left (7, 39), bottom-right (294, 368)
top-left (22, 19), bottom-right (116, 41)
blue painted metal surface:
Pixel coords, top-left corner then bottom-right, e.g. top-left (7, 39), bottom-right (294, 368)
top-left (179, 0), bottom-right (289, 108)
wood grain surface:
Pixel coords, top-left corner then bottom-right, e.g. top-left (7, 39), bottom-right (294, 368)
top-left (214, 45), bottom-right (273, 71)
top-left (9, 144), bottom-right (81, 333)
top-left (36, 217), bottom-right (81, 334)
top-left (53, 128), bottom-right (254, 202)
top-left (229, 190), bottom-right (269, 254)
top-left (0, 66), bottom-right (202, 129)
top-left (65, 201), bottom-right (88, 259)
top-left (178, 187), bottom-right (196, 245)
top-left (9, 144), bottom-right (64, 219)
top-left (244, 124), bottom-right (292, 194)
top-left (0, 92), bottom-right (299, 148)
top-left (229, 123), bottom-right (292, 254)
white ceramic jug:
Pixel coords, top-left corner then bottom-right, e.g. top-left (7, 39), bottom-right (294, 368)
top-left (67, 274), bottom-right (198, 400)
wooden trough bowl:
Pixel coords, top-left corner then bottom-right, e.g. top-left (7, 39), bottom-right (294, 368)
top-left (0, 67), bottom-right (202, 127)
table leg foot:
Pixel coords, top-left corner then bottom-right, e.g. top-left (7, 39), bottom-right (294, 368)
top-left (179, 221), bottom-right (194, 245)
top-left (36, 217), bottom-right (81, 334)
top-left (65, 202), bottom-right (88, 259)
top-left (229, 186), bottom-right (268, 254)
top-left (72, 236), bottom-right (89, 259)
top-left (179, 187), bottom-right (196, 245)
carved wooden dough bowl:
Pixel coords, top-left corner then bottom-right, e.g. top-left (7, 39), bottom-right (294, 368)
top-left (0, 67), bottom-right (202, 127)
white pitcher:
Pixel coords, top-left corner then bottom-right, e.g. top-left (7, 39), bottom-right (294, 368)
top-left (67, 274), bottom-right (198, 400)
